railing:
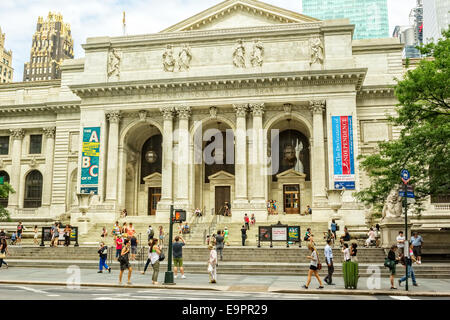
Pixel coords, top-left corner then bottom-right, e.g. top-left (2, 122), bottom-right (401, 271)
top-left (434, 204), bottom-right (450, 211)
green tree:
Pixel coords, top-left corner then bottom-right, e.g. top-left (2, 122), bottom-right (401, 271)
top-left (355, 29), bottom-right (450, 213)
top-left (0, 181), bottom-right (14, 221)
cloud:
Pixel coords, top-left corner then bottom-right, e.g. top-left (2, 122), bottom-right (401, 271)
top-left (1, 0), bottom-right (417, 82)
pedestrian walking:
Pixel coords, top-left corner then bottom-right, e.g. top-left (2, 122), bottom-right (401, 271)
top-left (396, 231), bottom-right (405, 255)
top-left (398, 244), bottom-right (419, 287)
top-left (115, 234), bottom-right (124, 260)
top-left (0, 229), bottom-right (5, 241)
top-left (411, 232), bottom-right (424, 264)
top-left (159, 226), bottom-right (165, 247)
top-left (33, 225), bottom-right (39, 246)
top-left (240, 225), bottom-right (247, 246)
top-left (50, 223), bottom-right (59, 247)
top-left (385, 245), bottom-right (400, 289)
top-left (215, 230), bottom-right (224, 261)
top-left (16, 222), bottom-right (24, 245)
top-left (208, 244), bottom-right (217, 283)
top-left (0, 238), bottom-right (9, 269)
top-left (350, 243), bottom-right (358, 262)
top-left (118, 239), bottom-right (132, 285)
top-left (302, 244), bottom-right (324, 289)
top-left (130, 235), bottom-right (138, 261)
top-left (64, 225), bottom-right (72, 247)
top-left (100, 227), bottom-right (107, 242)
top-left (149, 238), bottom-right (162, 285)
top-left (244, 214), bottom-right (250, 230)
top-left (173, 236), bottom-right (186, 279)
top-left (324, 239), bottom-right (334, 285)
top-left (223, 227), bottom-right (229, 246)
top-left (97, 242), bottom-right (111, 273)
top-left (147, 225), bottom-right (154, 241)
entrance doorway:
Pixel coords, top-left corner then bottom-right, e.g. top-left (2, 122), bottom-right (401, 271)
top-left (215, 186), bottom-right (230, 215)
top-left (148, 187), bottom-right (161, 215)
top-left (283, 184), bottom-right (300, 214)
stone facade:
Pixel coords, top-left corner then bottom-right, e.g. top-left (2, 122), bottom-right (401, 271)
top-left (0, 26), bottom-right (13, 83)
top-left (0, 0), bottom-right (448, 233)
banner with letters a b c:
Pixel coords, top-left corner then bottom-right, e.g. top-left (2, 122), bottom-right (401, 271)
top-left (332, 116), bottom-right (355, 190)
top-left (80, 127), bottom-right (100, 194)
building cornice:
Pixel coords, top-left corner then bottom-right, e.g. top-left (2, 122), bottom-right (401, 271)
top-left (0, 101), bottom-right (80, 114)
top-left (357, 85), bottom-right (396, 98)
top-left (0, 79), bottom-right (61, 90)
top-left (70, 68), bottom-right (367, 99)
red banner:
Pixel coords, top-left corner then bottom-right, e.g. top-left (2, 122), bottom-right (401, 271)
top-left (340, 117), bottom-right (351, 175)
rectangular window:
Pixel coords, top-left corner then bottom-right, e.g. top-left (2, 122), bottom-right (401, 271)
top-left (29, 135), bottom-right (42, 154)
top-left (0, 136), bottom-right (9, 155)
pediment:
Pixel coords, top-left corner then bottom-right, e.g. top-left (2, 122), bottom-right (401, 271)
top-left (143, 172), bottom-right (162, 183)
top-left (208, 170), bottom-right (235, 181)
top-left (276, 168), bottom-right (306, 179)
top-left (161, 0), bottom-right (320, 33)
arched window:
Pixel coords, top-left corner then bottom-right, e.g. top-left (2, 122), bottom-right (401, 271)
top-left (0, 171), bottom-right (10, 208)
top-left (24, 170), bottom-right (43, 208)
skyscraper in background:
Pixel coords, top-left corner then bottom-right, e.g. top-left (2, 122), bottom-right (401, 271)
top-left (23, 12), bottom-right (74, 82)
top-left (301, 0), bottom-right (389, 39)
top-left (423, 0), bottom-right (449, 43)
top-left (0, 26), bottom-right (13, 83)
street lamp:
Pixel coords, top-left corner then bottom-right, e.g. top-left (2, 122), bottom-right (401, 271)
top-left (164, 205), bottom-right (176, 285)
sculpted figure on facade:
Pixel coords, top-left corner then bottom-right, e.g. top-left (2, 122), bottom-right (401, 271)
top-left (178, 44), bottom-right (192, 71)
top-left (309, 38), bottom-right (324, 65)
top-left (382, 189), bottom-right (403, 219)
top-left (250, 40), bottom-right (264, 67)
top-left (209, 106), bottom-right (218, 119)
top-left (294, 139), bottom-right (304, 173)
top-left (107, 48), bottom-right (121, 78)
top-left (233, 40), bottom-right (246, 68)
top-left (162, 44), bottom-right (176, 72)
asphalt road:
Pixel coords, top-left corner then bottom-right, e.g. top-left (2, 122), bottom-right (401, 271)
top-left (0, 284), bottom-right (446, 300)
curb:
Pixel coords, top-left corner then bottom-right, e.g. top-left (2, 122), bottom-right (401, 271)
top-left (1, 280), bottom-right (450, 297)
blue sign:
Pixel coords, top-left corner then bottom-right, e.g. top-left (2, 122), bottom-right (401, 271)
top-left (401, 169), bottom-right (410, 182)
top-left (399, 191), bottom-right (415, 198)
top-left (80, 127), bottom-right (100, 195)
top-left (332, 116), bottom-right (355, 189)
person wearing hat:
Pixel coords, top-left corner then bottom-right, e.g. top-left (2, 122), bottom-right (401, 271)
top-left (115, 234), bottom-right (124, 260)
top-left (208, 244), bottom-right (217, 283)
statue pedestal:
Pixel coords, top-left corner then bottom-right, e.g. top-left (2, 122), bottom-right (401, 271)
top-left (77, 215), bottom-right (91, 235)
top-left (380, 217), bottom-right (411, 249)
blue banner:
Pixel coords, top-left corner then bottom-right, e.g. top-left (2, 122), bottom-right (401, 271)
top-left (80, 127), bottom-right (100, 194)
top-left (332, 116), bottom-right (355, 190)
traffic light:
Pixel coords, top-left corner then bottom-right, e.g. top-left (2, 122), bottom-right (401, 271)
top-left (173, 210), bottom-right (186, 223)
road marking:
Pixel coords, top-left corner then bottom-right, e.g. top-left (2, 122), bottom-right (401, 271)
top-left (390, 296), bottom-right (415, 300)
top-left (13, 286), bottom-right (48, 294)
top-left (47, 295), bottom-right (60, 297)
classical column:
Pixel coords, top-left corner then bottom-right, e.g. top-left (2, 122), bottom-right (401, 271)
top-left (233, 104), bottom-right (249, 205)
top-left (175, 105), bottom-right (191, 207)
top-left (105, 111), bottom-right (121, 202)
top-left (309, 100), bottom-right (327, 199)
top-left (42, 127), bottom-right (55, 207)
top-left (159, 106), bottom-right (175, 205)
top-left (250, 103), bottom-right (266, 203)
top-left (8, 129), bottom-right (25, 209)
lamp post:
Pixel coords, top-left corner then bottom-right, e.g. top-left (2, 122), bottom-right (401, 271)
top-left (164, 205), bottom-right (175, 285)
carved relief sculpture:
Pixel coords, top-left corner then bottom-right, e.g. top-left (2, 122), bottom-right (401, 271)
top-left (294, 139), bottom-right (304, 173)
top-left (162, 44), bottom-right (176, 72)
top-left (250, 40), bottom-right (264, 67)
top-left (178, 44), bottom-right (192, 71)
top-left (209, 106), bottom-right (218, 119)
top-left (309, 38), bottom-right (324, 65)
top-left (107, 48), bottom-right (121, 78)
top-left (382, 189), bottom-right (403, 219)
top-left (233, 40), bottom-right (246, 68)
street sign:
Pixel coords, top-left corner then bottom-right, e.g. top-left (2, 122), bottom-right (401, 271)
top-left (401, 169), bottom-right (410, 185)
top-left (399, 185), bottom-right (414, 198)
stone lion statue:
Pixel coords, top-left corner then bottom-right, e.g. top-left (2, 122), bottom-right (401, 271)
top-left (382, 189), bottom-right (403, 219)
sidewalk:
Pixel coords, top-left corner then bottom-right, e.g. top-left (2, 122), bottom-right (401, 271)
top-left (1, 266), bottom-right (450, 297)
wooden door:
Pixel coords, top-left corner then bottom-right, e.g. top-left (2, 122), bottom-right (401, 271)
top-left (148, 187), bottom-right (161, 216)
top-left (215, 186), bottom-right (230, 215)
top-left (283, 184), bottom-right (300, 214)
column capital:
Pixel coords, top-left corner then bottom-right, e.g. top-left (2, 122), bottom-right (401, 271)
top-left (106, 110), bottom-right (122, 123)
top-left (250, 103), bottom-right (265, 117)
top-left (176, 105), bottom-right (191, 120)
top-left (309, 100), bottom-right (326, 114)
top-left (9, 128), bottom-right (25, 140)
top-left (160, 106), bottom-right (175, 120)
top-left (233, 104), bottom-right (248, 118)
top-left (43, 127), bottom-right (56, 139)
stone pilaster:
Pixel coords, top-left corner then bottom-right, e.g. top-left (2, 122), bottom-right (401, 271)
top-left (42, 127), bottom-right (55, 207)
top-left (233, 104), bottom-right (249, 206)
top-left (8, 128), bottom-right (25, 209)
top-left (309, 100), bottom-right (327, 199)
top-left (105, 111), bottom-right (121, 202)
top-left (175, 105), bottom-right (191, 208)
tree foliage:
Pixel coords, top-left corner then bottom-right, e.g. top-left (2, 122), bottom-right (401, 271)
top-left (0, 182), bottom-right (14, 221)
top-left (355, 29), bottom-right (450, 213)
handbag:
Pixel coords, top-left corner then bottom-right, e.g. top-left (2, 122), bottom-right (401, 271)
top-left (0, 253), bottom-right (5, 259)
top-left (315, 249), bottom-right (322, 270)
top-left (159, 252), bottom-right (165, 261)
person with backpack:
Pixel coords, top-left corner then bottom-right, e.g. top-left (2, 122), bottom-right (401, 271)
top-left (118, 239), bottom-right (132, 285)
top-left (302, 244), bottom-right (324, 289)
top-left (385, 245), bottom-right (400, 289)
top-left (147, 225), bottom-right (154, 241)
top-left (97, 242), bottom-right (111, 273)
top-left (0, 238), bottom-right (9, 269)
top-left (149, 238), bottom-right (162, 285)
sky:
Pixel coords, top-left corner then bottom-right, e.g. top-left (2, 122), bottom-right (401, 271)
top-left (0, 0), bottom-right (417, 82)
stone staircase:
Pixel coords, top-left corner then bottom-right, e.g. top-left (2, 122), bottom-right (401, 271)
top-left (5, 246), bottom-right (450, 278)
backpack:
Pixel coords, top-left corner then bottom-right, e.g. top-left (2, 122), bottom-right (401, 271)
top-left (159, 252), bottom-right (165, 261)
top-left (149, 229), bottom-right (155, 238)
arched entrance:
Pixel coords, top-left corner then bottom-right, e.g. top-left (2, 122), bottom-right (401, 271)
top-left (192, 119), bottom-right (235, 215)
top-left (266, 115), bottom-right (312, 215)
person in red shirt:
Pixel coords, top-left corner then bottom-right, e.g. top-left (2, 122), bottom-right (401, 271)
top-left (115, 234), bottom-right (124, 260)
top-left (244, 214), bottom-right (250, 230)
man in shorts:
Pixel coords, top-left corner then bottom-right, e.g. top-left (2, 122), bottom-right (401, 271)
top-left (173, 235), bottom-right (186, 279)
top-left (411, 232), bottom-right (424, 264)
